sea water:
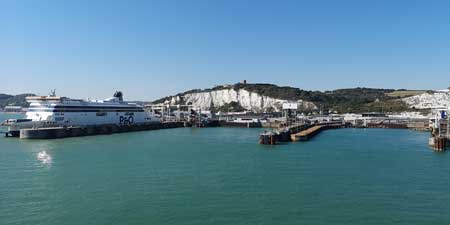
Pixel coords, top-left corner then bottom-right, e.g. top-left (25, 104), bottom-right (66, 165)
top-left (1, 113), bottom-right (449, 225)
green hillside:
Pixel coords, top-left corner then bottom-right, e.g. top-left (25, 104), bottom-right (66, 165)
top-left (0, 94), bottom-right (35, 109)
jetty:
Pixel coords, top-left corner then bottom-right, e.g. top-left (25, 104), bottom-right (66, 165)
top-left (259, 122), bottom-right (346, 145)
top-left (291, 125), bottom-right (320, 142)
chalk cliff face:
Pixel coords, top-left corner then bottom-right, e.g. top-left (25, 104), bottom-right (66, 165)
top-left (162, 88), bottom-right (317, 112)
top-left (403, 91), bottom-right (450, 109)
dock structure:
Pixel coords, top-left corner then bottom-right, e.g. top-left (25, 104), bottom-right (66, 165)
top-left (290, 123), bottom-right (344, 142)
top-left (277, 124), bottom-right (312, 141)
top-left (429, 137), bottom-right (448, 152)
top-left (259, 124), bottom-right (310, 145)
top-left (291, 125), bottom-right (323, 142)
top-left (429, 115), bottom-right (450, 151)
top-left (367, 122), bottom-right (408, 129)
top-left (219, 121), bottom-right (262, 128)
top-left (18, 122), bottom-right (186, 139)
top-left (259, 131), bottom-right (278, 145)
top-left (259, 122), bottom-right (346, 145)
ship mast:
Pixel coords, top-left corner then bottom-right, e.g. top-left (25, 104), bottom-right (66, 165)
top-left (49, 89), bottom-right (56, 97)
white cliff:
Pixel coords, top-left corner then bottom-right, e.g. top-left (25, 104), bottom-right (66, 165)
top-left (162, 88), bottom-right (317, 112)
top-left (403, 91), bottom-right (450, 109)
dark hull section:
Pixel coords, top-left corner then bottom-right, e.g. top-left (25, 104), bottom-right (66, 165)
top-left (8, 131), bottom-right (20, 137)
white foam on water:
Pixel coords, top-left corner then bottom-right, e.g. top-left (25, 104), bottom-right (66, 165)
top-left (37, 151), bottom-right (52, 166)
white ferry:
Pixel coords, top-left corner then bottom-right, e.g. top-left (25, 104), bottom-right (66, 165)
top-left (1, 91), bottom-right (160, 137)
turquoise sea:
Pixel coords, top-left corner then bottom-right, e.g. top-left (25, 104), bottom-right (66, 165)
top-left (1, 113), bottom-right (450, 225)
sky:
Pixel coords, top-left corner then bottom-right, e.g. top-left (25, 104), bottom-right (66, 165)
top-left (1, 0), bottom-right (450, 100)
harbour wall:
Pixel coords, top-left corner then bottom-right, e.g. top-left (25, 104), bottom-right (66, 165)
top-left (19, 122), bottom-right (185, 139)
top-left (16, 120), bottom-right (261, 139)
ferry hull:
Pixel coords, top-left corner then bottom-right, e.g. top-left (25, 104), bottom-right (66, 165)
top-left (9, 131), bottom-right (20, 137)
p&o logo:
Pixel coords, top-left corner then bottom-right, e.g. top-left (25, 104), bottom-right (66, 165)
top-left (119, 116), bottom-right (134, 125)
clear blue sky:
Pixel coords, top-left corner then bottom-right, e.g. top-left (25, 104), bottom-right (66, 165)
top-left (1, 0), bottom-right (449, 100)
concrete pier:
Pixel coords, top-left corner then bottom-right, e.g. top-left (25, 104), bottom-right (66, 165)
top-left (290, 124), bottom-right (343, 142)
top-left (19, 122), bottom-right (185, 139)
top-left (259, 123), bottom-right (345, 145)
top-left (291, 125), bottom-right (323, 142)
top-left (259, 124), bottom-right (312, 145)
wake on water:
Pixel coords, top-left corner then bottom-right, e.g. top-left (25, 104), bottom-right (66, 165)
top-left (37, 151), bottom-right (52, 165)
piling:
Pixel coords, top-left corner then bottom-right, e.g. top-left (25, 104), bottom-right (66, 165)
top-left (259, 131), bottom-right (278, 145)
top-left (430, 137), bottom-right (448, 152)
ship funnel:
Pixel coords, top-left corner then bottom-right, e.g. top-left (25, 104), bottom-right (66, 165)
top-left (114, 91), bottom-right (123, 101)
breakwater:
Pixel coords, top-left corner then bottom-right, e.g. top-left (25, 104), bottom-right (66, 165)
top-left (11, 119), bottom-right (261, 139)
top-left (19, 122), bottom-right (185, 139)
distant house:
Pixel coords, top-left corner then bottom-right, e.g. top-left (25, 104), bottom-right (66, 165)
top-left (3, 105), bottom-right (23, 113)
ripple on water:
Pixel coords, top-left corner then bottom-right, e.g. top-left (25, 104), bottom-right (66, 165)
top-left (37, 151), bottom-right (52, 166)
